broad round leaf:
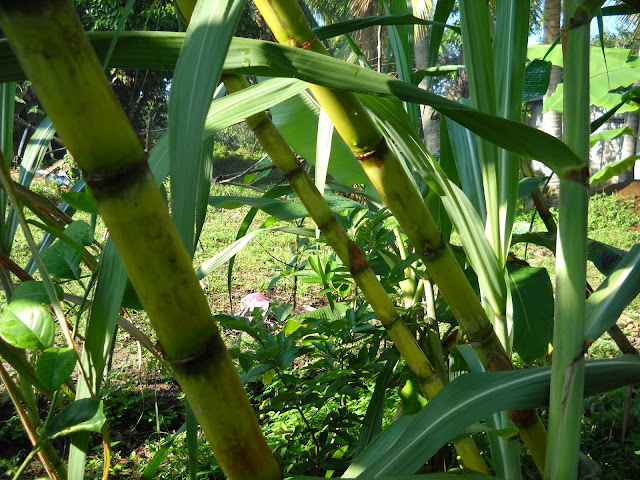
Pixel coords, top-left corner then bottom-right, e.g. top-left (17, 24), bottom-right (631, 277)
top-left (36, 347), bottom-right (77, 392)
top-left (61, 192), bottom-right (98, 214)
top-left (45, 398), bottom-right (106, 440)
top-left (41, 220), bottom-right (94, 280)
top-left (507, 264), bottom-right (554, 364)
top-left (522, 59), bottom-right (552, 103)
top-left (0, 299), bottom-right (54, 350)
top-left (12, 280), bottom-right (65, 305)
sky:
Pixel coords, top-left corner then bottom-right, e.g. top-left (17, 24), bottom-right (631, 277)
top-left (529, 1), bottom-right (622, 46)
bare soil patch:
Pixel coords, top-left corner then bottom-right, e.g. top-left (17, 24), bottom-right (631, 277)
top-left (596, 179), bottom-right (640, 232)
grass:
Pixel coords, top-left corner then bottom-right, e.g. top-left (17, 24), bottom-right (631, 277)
top-left (195, 182), bottom-right (331, 313)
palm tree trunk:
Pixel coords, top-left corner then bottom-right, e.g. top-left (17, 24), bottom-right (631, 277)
top-left (541, 0), bottom-right (563, 188)
top-left (542, 0), bottom-right (563, 140)
top-left (415, 33), bottom-right (440, 154)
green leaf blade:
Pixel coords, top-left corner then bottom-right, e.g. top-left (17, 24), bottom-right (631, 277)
top-left (346, 357), bottom-right (640, 478)
top-left (0, 299), bottom-right (54, 350)
top-left (45, 398), bottom-right (106, 440)
top-left (36, 347), bottom-right (77, 391)
top-left (12, 280), bottom-right (64, 304)
top-left (507, 263), bottom-right (554, 364)
top-left (168, 0), bottom-right (245, 255)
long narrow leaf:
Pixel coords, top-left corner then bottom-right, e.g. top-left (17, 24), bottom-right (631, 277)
top-left (353, 358), bottom-right (398, 457)
top-left (100, 0), bottom-right (136, 68)
top-left (493, 0), bottom-right (530, 264)
top-left (313, 14), bottom-right (460, 41)
top-left (345, 356), bottom-right (640, 478)
top-left (169, 0), bottom-right (245, 255)
top-left (428, 0), bottom-right (455, 73)
top-left (361, 94), bottom-right (507, 313)
top-left (196, 226), bottom-right (314, 279)
top-left (0, 35), bottom-right (586, 175)
top-left (0, 81), bottom-right (14, 233)
top-left (140, 423), bottom-right (187, 480)
top-left (223, 38), bottom-right (585, 176)
top-left (456, 345), bottom-right (521, 480)
top-left (269, 89), bottom-right (367, 184)
top-left (315, 107), bottom-right (333, 212)
top-left (585, 243), bottom-right (640, 343)
top-left (185, 401), bottom-right (198, 480)
top-left (445, 117), bottom-right (485, 221)
top-left (149, 77), bottom-right (306, 185)
top-left (385, 0), bottom-right (417, 127)
top-left (69, 241), bottom-right (127, 478)
top-left (2, 116), bottom-right (55, 254)
top-left (209, 193), bottom-right (362, 221)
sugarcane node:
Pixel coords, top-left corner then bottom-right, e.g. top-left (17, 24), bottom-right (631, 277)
top-left (347, 240), bottom-right (369, 274)
top-left (299, 36), bottom-right (317, 50)
top-left (569, 5), bottom-right (590, 30)
top-left (169, 332), bottom-right (227, 375)
top-left (468, 327), bottom-right (495, 347)
top-left (419, 233), bottom-right (446, 260)
top-left (417, 369), bottom-right (438, 383)
top-left (382, 313), bottom-right (403, 330)
top-left (250, 116), bottom-right (270, 133)
top-left (562, 165), bottom-right (590, 185)
top-left (508, 407), bottom-right (536, 425)
top-left (488, 349), bottom-right (515, 373)
top-left (283, 163), bottom-right (305, 182)
top-left (353, 137), bottom-right (389, 161)
top-left (317, 215), bottom-right (338, 233)
top-left (83, 157), bottom-right (150, 195)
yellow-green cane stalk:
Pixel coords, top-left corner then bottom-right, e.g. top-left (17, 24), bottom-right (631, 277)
top-left (0, 2), bottom-right (280, 479)
top-left (544, 2), bottom-right (591, 479)
top-left (253, 0), bottom-right (500, 357)
top-left (252, 1), bottom-right (547, 464)
top-left (223, 72), bottom-right (488, 474)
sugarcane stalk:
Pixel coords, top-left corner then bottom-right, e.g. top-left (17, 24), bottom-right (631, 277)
top-left (0, 2), bottom-right (280, 479)
top-left (252, 0), bottom-right (548, 467)
top-left (223, 72), bottom-right (488, 473)
top-left (544, 2), bottom-right (590, 479)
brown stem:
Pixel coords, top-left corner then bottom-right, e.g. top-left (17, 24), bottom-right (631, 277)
top-left (14, 115), bottom-right (64, 147)
top-left (521, 158), bottom-right (557, 234)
